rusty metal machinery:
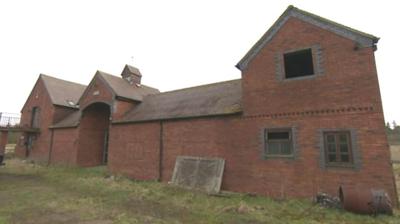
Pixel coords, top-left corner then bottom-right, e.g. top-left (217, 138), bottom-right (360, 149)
top-left (339, 186), bottom-right (393, 215)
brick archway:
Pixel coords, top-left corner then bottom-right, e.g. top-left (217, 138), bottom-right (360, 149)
top-left (77, 102), bottom-right (110, 167)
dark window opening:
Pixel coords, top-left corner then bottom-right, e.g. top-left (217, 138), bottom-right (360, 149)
top-left (268, 131), bottom-right (289, 140)
top-left (284, 49), bottom-right (314, 79)
top-left (264, 129), bottom-right (293, 157)
top-left (323, 131), bottom-right (353, 165)
top-left (31, 107), bottom-right (40, 128)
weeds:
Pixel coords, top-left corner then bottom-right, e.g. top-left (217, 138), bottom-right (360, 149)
top-left (0, 159), bottom-right (399, 224)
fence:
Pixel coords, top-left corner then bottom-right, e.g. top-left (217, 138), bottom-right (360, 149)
top-left (0, 112), bottom-right (21, 128)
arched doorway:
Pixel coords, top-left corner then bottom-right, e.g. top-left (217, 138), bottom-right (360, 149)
top-left (77, 102), bottom-right (110, 166)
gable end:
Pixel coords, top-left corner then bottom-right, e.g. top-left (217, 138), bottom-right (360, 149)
top-left (236, 5), bottom-right (379, 71)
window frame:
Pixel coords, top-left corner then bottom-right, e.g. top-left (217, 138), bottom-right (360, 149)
top-left (31, 107), bottom-right (40, 128)
top-left (264, 128), bottom-right (294, 158)
top-left (283, 48), bottom-right (315, 79)
top-left (323, 131), bottom-right (354, 167)
top-left (275, 45), bottom-right (323, 82)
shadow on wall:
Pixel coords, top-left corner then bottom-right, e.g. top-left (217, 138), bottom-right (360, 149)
top-left (77, 103), bottom-right (110, 167)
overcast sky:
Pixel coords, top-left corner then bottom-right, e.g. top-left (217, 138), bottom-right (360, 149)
top-left (0, 0), bottom-right (399, 123)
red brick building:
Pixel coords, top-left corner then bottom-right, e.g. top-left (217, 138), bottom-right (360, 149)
top-left (15, 6), bottom-right (398, 203)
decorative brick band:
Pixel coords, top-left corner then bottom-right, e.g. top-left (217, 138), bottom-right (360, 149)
top-left (243, 106), bottom-right (374, 120)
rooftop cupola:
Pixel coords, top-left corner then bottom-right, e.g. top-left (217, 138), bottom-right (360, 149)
top-left (121, 64), bottom-right (142, 85)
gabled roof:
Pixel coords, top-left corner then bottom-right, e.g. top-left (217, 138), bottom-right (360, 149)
top-left (97, 71), bottom-right (159, 101)
top-left (123, 64), bottom-right (141, 77)
top-left (115, 79), bottom-right (242, 123)
top-left (236, 5), bottom-right (380, 71)
top-left (40, 74), bottom-right (86, 108)
top-left (50, 69), bottom-right (160, 128)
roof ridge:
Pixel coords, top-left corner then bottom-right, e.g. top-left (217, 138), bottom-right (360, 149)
top-left (291, 6), bottom-right (379, 40)
top-left (149, 79), bottom-right (241, 97)
top-left (97, 70), bottom-right (159, 91)
top-left (96, 70), bottom-right (116, 79)
top-left (39, 73), bottom-right (87, 108)
top-left (236, 5), bottom-right (379, 71)
top-left (40, 73), bottom-right (87, 87)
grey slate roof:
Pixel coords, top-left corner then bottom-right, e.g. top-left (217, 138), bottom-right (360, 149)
top-left (50, 70), bottom-right (160, 129)
top-left (97, 71), bottom-right (159, 101)
top-left (50, 111), bottom-right (81, 129)
top-left (115, 79), bottom-right (242, 123)
top-left (123, 64), bottom-right (141, 76)
top-left (41, 74), bottom-right (86, 108)
top-left (51, 79), bottom-right (242, 128)
top-left (236, 5), bottom-right (380, 71)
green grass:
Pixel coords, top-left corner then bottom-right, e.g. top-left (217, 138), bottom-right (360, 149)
top-left (0, 159), bottom-right (399, 224)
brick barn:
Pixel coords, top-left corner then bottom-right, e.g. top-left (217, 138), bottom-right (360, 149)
top-left (15, 6), bottom-right (398, 203)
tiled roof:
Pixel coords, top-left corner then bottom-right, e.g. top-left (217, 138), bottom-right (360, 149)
top-left (97, 71), bottom-right (159, 101)
top-left (123, 64), bottom-right (141, 76)
top-left (115, 79), bottom-right (242, 123)
top-left (50, 110), bottom-right (81, 129)
top-left (51, 79), bottom-right (242, 128)
top-left (41, 74), bottom-right (86, 108)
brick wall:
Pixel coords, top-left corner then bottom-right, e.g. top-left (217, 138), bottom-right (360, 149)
top-left (79, 74), bottom-right (114, 110)
top-left (17, 15), bottom-right (396, 205)
top-left (77, 103), bottom-right (110, 167)
top-left (109, 110), bottom-right (397, 204)
top-left (107, 17), bottom-right (396, 203)
top-left (15, 78), bottom-right (55, 162)
top-left (50, 127), bottom-right (79, 165)
top-left (108, 122), bottom-right (160, 180)
top-left (242, 17), bottom-right (383, 117)
top-left (0, 131), bottom-right (7, 156)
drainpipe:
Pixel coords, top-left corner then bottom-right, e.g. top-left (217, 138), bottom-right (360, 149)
top-left (47, 129), bottom-right (54, 166)
top-left (158, 121), bottom-right (164, 182)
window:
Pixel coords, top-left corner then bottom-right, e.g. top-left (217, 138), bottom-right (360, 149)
top-left (323, 131), bottom-right (353, 165)
top-left (264, 129), bottom-right (293, 157)
top-left (284, 48), bottom-right (314, 79)
top-left (31, 107), bottom-right (40, 128)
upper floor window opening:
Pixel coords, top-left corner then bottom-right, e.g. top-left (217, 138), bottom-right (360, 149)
top-left (283, 48), bottom-right (314, 79)
top-left (31, 107), bottom-right (40, 128)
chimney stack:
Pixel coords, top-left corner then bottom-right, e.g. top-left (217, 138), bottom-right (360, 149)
top-left (121, 64), bottom-right (142, 85)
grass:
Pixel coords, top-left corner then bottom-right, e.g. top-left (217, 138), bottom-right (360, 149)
top-left (0, 159), bottom-right (399, 223)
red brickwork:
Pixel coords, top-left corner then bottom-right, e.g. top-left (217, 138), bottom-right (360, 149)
top-left (47, 75), bottom-right (115, 167)
top-left (16, 14), bottom-right (397, 205)
top-left (108, 17), bottom-right (397, 204)
top-left (50, 128), bottom-right (79, 165)
top-left (108, 122), bottom-right (160, 180)
top-left (77, 103), bottom-right (110, 167)
top-left (15, 78), bottom-right (55, 161)
top-left (0, 131), bottom-right (8, 156)
top-left (242, 18), bottom-right (383, 117)
top-left (79, 74), bottom-right (114, 110)
top-left (110, 110), bottom-right (397, 204)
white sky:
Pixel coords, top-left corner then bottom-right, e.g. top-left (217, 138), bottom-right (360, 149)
top-left (0, 0), bottom-right (399, 123)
